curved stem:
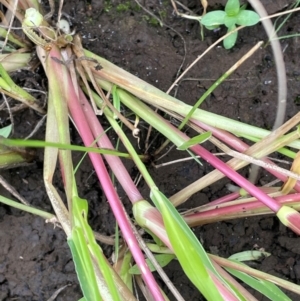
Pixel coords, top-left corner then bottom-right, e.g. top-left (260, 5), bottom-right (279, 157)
top-left (247, 0), bottom-right (287, 129)
top-left (247, 0), bottom-right (287, 183)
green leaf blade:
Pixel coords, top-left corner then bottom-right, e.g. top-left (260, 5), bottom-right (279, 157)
top-left (224, 15), bottom-right (237, 28)
top-left (201, 11), bottom-right (226, 28)
top-left (228, 250), bottom-right (271, 262)
top-left (151, 189), bottom-right (225, 301)
top-left (236, 10), bottom-right (260, 26)
top-left (68, 232), bottom-right (102, 301)
top-left (224, 26), bottom-right (238, 49)
top-left (226, 265), bottom-right (292, 301)
top-left (129, 254), bottom-right (176, 274)
top-left (72, 196), bottom-right (121, 301)
top-left (112, 85), bottom-right (121, 119)
top-left (225, 0), bottom-right (240, 16)
top-left (177, 132), bottom-right (211, 150)
top-left (0, 124), bottom-right (12, 138)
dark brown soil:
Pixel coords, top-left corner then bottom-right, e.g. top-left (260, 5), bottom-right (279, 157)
top-left (1, 0), bottom-right (300, 300)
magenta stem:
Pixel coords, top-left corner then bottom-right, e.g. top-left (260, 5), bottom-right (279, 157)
top-left (190, 143), bottom-right (281, 212)
top-left (118, 93), bottom-right (283, 214)
top-left (185, 193), bottom-right (300, 225)
top-left (78, 89), bottom-right (144, 204)
top-left (210, 187), bottom-right (279, 206)
top-left (74, 103), bottom-right (162, 298)
top-left (195, 120), bottom-right (300, 192)
top-left (46, 47), bottom-right (165, 301)
top-left (209, 192), bottom-right (241, 206)
top-left (69, 88), bottom-right (164, 301)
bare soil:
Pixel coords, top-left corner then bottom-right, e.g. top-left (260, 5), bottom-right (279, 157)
top-left (1, 0), bottom-right (300, 300)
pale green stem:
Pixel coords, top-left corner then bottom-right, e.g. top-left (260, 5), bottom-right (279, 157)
top-left (0, 63), bottom-right (44, 113)
top-left (1, 139), bottom-right (132, 158)
top-left (88, 88), bottom-right (160, 190)
top-left (179, 41), bottom-right (263, 130)
top-left (37, 45), bottom-right (73, 234)
top-left (210, 254), bottom-right (300, 295)
top-left (0, 195), bottom-right (55, 220)
top-left (0, 53), bottom-right (32, 72)
top-left (84, 49), bottom-right (300, 149)
top-left (0, 28), bottom-right (27, 48)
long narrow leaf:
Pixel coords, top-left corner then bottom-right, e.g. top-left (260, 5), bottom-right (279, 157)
top-left (226, 266), bottom-right (292, 301)
top-left (72, 196), bottom-right (121, 301)
top-left (150, 188), bottom-right (231, 301)
top-left (177, 132), bottom-right (211, 150)
top-left (129, 254), bottom-right (176, 274)
top-left (68, 230), bottom-right (102, 301)
top-left (1, 138), bottom-right (131, 158)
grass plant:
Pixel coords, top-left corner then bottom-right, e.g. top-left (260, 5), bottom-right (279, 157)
top-left (0, 0), bottom-right (300, 300)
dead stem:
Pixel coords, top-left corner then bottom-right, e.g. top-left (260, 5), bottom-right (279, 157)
top-left (0, 174), bottom-right (29, 205)
top-left (0, 0), bottom-right (18, 53)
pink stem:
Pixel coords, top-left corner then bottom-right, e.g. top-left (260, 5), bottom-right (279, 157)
top-left (190, 143), bottom-right (281, 212)
top-left (210, 187), bottom-right (279, 206)
top-left (209, 192), bottom-right (241, 205)
top-left (78, 89), bottom-right (143, 204)
top-left (185, 193), bottom-right (300, 226)
top-left (119, 93), bottom-right (283, 214)
top-left (48, 48), bottom-right (164, 301)
top-left (195, 120), bottom-right (300, 192)
top-left (70, 89), bottom-right (164, 301)
top-left (211, 262), bottom-right (258, 301)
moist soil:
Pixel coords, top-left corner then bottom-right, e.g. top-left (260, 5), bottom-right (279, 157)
top-left (1, 0), bottom-right (300, 300)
